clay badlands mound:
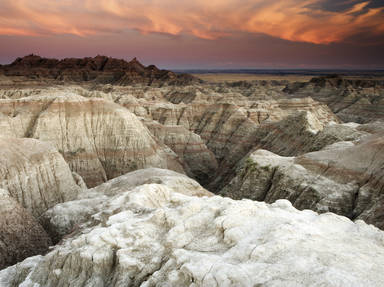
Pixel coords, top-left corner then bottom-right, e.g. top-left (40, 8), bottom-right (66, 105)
top-left (1, 55), bottom-right (384, 286)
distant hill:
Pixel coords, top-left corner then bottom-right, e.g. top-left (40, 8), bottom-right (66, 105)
top-left (0, 54), bottom-right (199, 86)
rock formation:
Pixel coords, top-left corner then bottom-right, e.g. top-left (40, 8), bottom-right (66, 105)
top-left (0, 83), bottom-right (340, 191)
top-left (0, 189), bottom-right (52, 270)
top-left (0, 55), bottom-right (199, 86)
top-left (143, 119), bottom-right (218, 184)
top-left (120, 90), bottom-right (339, 190)
top-left (284, 75), bottom-right (384, 123)
top-left (220, 128), bottom-right (384, 229)
top-left (248, 114), bottom-right (368, 157)
top-left (0, 93), bottom-right (184, 187)
top-left (1, 61), bottom-right (384, 285)
top-left (1, 178), bottom-right (384, 286)
top-left (0, 137), bottom-right (81, 217)
top-left (41, 168), bottom-right (212, 242)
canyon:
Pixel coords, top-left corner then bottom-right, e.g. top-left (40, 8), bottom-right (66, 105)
top-left (0, 55), bottom-right (384, 286)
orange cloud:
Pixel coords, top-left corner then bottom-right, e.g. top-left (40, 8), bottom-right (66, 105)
top-left (0, 0), bottom-right (383, 44)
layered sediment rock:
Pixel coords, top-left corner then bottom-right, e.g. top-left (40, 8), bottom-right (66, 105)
top-left (1, 63), bottom-right (384, 285)
top-left (284, 75), bottom-right (384, 123)
top-left (132, 95), bottom-right (339, 188)
top-left (2, 179), bottom-right (384, 286)
top-left (220, 130), bottom-right (384, 229)
top-left (0, 84), bottom-right (339, 191)
top-left (0, 93), bottom-right (184, 187)
top-left (0, 189), bottom-right (52, 270)
top-left (203, 106), bottom-right (339, 191)
top-left (0, 137), bottom-right (81, 217)
top-left (250, 113), bottom-right (368, 157)
top-left (143, 120), bottom-right (218, 183)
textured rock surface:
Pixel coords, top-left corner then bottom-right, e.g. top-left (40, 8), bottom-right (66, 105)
top-left (221, 131), bottom-right (384, 229)
top-left (203, 108), bottom-right (341, 191)
top-left (215, 119), bottom-right (378, 193)
top-left (298, 134), bottom-right (384, 228)
top-left (1, 183), bottom-right (384, 286)
top-left (0, 137), bottom-right (81, 217)
top-left (0, 93), bottom-right (184, 187)
top-left (1, 69), bottom-right (384, 284)
top-left (143, 120), bottom-right (218, 183)
top-left (0, 54), bottom-right (199, 86)
top-left (0, 189), bottom-right (52, 270)
top-left (41, 168), bottom-right (212, 242)
top-left (122, 89), bottom-right (339, 190)
top-left (0, 83), bottom-right (339, 191)
top-left (285, 75), bottom-right (384, 123)
top-left (251, 116), bottom-right (368, 157)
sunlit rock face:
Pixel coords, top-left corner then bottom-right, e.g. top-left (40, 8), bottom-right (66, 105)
top-left (113, 85), bottom-right (340, 191)
top-left (2, 57), bottom-right (384, 286)
top-left (40, 168), bottom-right (213, 242)
top-left (136, 97), bottom-right (338, 163)
top-left (0, 137), bottom-right (81, 217)
top-left (0, 92), bottom-right (184, 187)
top-left (0, 68), bottom-right (384, 286)
top-left (203, 108), bottom-right (343, 192)
top-left (1, 172), bottom-right (384, 287)
top-left (0, 83), bottom-right (340, 191)
top-left (0, 189), bottom-right (52, 270)
top-left (284, 75), bottom-right (384, 123)
top-left (220, 128), bottom-right (384, 229)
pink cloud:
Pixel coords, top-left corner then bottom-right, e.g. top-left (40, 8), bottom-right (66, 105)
top-left (0, 0), bottom-right (383, 44)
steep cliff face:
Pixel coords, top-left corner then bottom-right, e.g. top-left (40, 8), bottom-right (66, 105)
top-left (0, 189), bottom-right (52, 270)
top-left (202, 106), bottom-right (339, 191)
top-left (143, 120), bottom-right (218, 184)
top-left (121, 90), bottom-right (339, 190)
top-left (284, 75), bottom-right (384, 123)
top-left (220, 128), bottom-right (384, 229)
top-left (0, 137), bottom-right (81, 217)
top-left (1, 69), bottom-right (384, 285)
top-left (0, 93), bottom-right (184, 187)
top-left (2, 179), bottom-right (384, 287)
top-left (297, 134), bottom-right (384, 228)
top-left (248, 113), bottom-right (367, 157)
top-left (0, 84), bottom-right (340, 191)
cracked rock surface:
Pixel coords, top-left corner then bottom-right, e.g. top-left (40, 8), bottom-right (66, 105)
top-left (41, 168), bottom-right (212, 242)
top-left (1, 173), bottom-right (384, 286)
top-left (1, 69), bottom-right (384, 285)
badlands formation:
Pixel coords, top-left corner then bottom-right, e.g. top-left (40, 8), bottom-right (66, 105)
top-left (0, 55), bottom-right (384, 286)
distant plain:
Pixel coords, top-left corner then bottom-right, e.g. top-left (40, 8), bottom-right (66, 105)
top-left (182, 70), bottom-right (384, 83)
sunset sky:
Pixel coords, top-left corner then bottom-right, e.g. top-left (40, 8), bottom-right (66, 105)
top-left (0, 0), bottom-right (383, 69)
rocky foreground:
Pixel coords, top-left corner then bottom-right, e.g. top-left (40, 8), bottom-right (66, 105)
top-left (2, 169), bottom-right (384, 286)
top-left (0, 56), bottom-right (384, 286)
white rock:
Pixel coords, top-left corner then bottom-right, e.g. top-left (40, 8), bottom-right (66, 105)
top-left (0, 137), bottom-right (81, 217)
top-left (220, 134), bottom-right (384, 229)
top-left (42, 168), bottom-right (212, 240)
top-left (2, 177), bottom-right (384, 286)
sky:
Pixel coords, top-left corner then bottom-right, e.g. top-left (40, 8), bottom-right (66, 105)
top-left (0, 0), bottom-right (383, 69)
